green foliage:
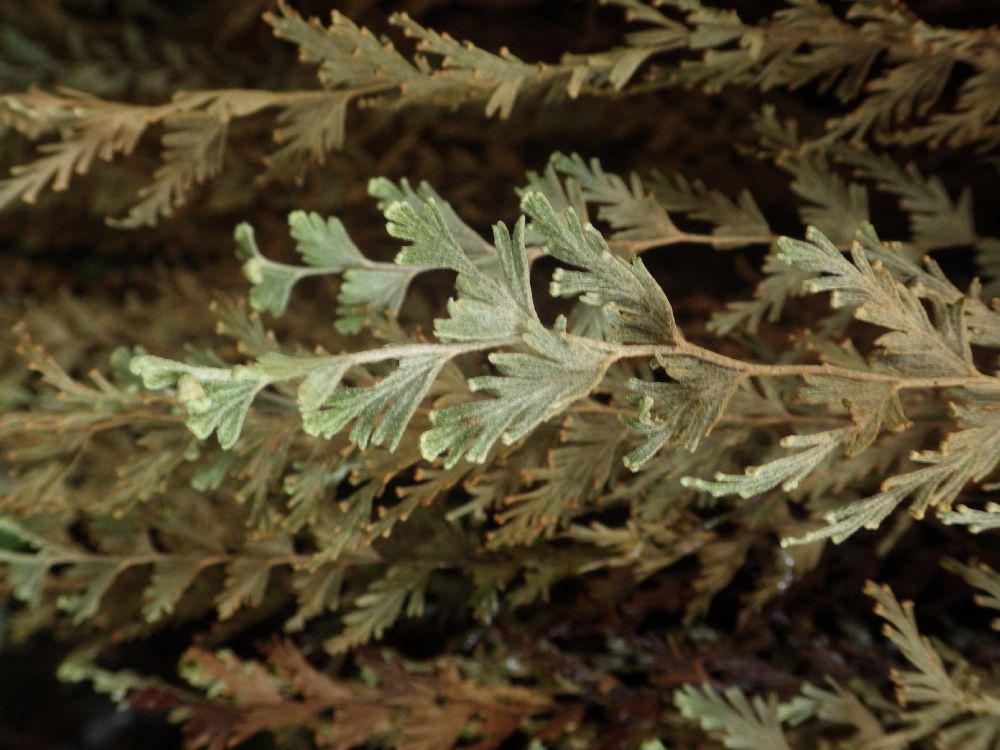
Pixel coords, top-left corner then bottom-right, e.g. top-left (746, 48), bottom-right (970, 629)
top-left (943, 558), bottom-right (1000, 629)
top-left (2, 2), bottom-right (1000, 749)
top-left (235, 210), bottom-right (368, 318)
top-left (676, 581), bottom-right (1000, 750)
top-left (674, 683), bottom-right (793, 750)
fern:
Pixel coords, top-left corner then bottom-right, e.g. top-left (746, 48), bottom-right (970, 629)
top-left (2, 3), bottom-right (1000, 747)
top-left (674, 683), bottom-right (794, 750)
top-left (0, 1), bottom-right (672, 225)
top-left (866, 581), bottom-right (1000, 747)
top-left (678, 579), bottom-right (1000, 750)
top-left (124, 175), bottom-right (1000, 554)
top-left (662, 0), bottom-right (1000, 149)
top-left (64, 640), bottom-right (550, 750)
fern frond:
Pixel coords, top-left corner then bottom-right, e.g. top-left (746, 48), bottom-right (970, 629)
top-left (1, 0), bottom-right (675, 225)
top-left (943, 558), bottom-right (1000, 629)
top-left (787, 400), bottom-right (1000, 545)
top-left (0, 88), bottom-right (160, 206)
top-left (125, 176), bottom-right (1000, 553)
top-left (865, 581), bottom-right (1000, 746)
top-left (324, 563), bottom-right (430, 653)
top-left (662, 0), bottom-right (1000, 149)
top-left (488, 413), bottom-right (626, 547)
top-left (939, 502), bottom-right (1000, 533)
top-left (144, 642), bottom-right (549, 750)
top-left (674, 683), bottom-right (794, 750)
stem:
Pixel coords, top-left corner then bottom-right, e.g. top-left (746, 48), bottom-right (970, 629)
top-left (619, 231), bottom-right (776, 255)
top-left (581, 337), bottom-right (999, 392)
top-left (340, 337), bottom-right (520, 366)
top-left (0, 549), bottom-right (380, 569)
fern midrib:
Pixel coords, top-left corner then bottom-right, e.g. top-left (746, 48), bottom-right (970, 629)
top-left (581, 336), bottom-right (997, 392)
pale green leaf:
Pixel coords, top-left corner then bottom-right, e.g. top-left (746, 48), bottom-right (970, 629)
top-left (549, 152), bottom-right (681, 250)
top-left (778, 224), bottom-right (971, 375)
top-left (302, 353), bottom-right (444, 451)
top-left (421, 323), bottom-right (607, 467)
top-left (434, 217), bottom-right (537, 341)
top-left (286, 565), bottom-right (344, 633)
top-left (369, 176), bottom-right (495, 267)
top-left (288, 209), bottom-right (364, 269)
top-left (216, 558), bottom-right (272, 621)
top-left (939, 503), bottom-right (1000, 533)
top-left (235, 222), bottom-right (301, 317)
top-left (131, 355), bottom-right (270, 449)
top-left (522, 191), bottom-right (676, 344)
top-left (942, 558), bottom-right (1000, 629)
top-left (683, 429), bottom-right (847, 499)
top-left (142, 559), bottom-right (201, 622)
top-left (675, 683), bottom-right (793, 750)
top-left (623, 355), bottom-right (741, 469)
top-left (336, 266), bottom-right (417, 333)
top-left (67, 561), bottom-right (124, 625)
top-left (324, 565), bottom-right (429, 654)
top-left (385, 199), bottom-right (478, 275)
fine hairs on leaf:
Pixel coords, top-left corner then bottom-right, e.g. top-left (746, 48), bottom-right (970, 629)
top-left (131, 184), bottom-right (1000, 550)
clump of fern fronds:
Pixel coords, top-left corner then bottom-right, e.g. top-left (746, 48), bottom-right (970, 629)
top-left (2, 2), bottom-right (1000, 749)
